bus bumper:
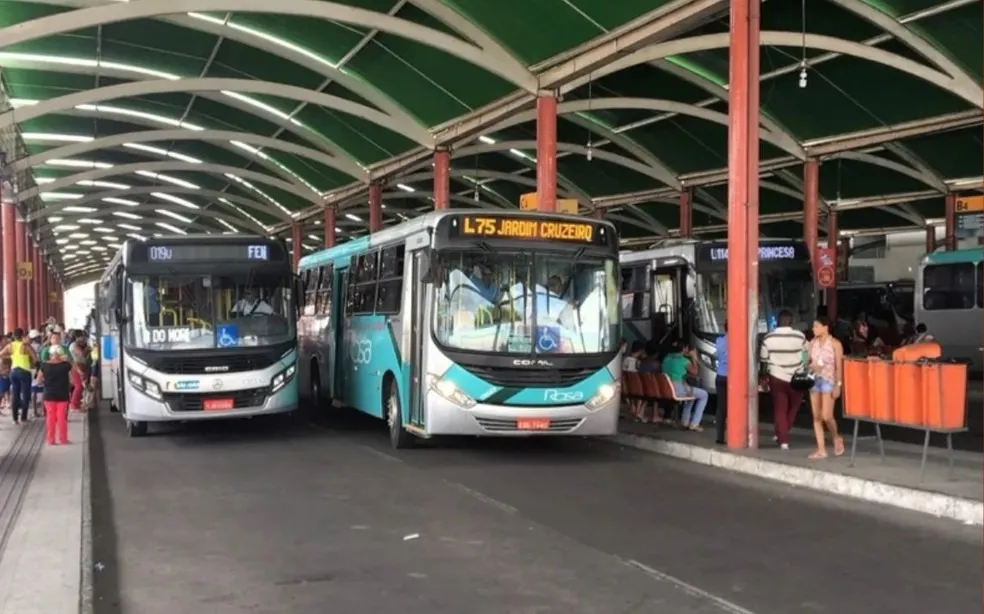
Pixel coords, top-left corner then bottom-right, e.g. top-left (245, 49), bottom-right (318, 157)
top-left (424, 391), bottom-right (619, 436)
top-left (123, 383), bottom-right (298, 422)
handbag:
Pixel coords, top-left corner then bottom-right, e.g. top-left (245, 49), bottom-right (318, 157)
top-left (790, 368), bottom-right (815, 391)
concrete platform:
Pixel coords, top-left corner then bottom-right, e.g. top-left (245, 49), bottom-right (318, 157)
top-left (614, 419), bottom-right (983, 526)
top-left (0, 413), bottom-right (88, 614)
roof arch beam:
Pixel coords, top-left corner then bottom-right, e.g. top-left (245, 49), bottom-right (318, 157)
top-left (452, 140), bottom-right (672, 186)
top-left (483, 101), bottom-right (681, 188)
top-left (407, 0), bottom-right (529, 69)
top-left (828, 0), bottom-right (980, 94)
top-left (10, 101), bottom-right (367, 180)
top-left (18, 161), bottom-right (320, 205)
top-left (39, 204), bottom-right (263, 234)
top-left (563, 32), bottom-right (984, 108)
top-left (12, 129), bottom-right (359, 183)
top-left (562, 114), bottom-right (677, 189)
top-left (376, 190), bottom-right (509, 211)
top-left (21, 2), bottom-right (431, 136)
top-left (0, 77), bottom-right (432, 148)
top-left (29, 185), bottom-right (284, 224)
top-left (825, 151), bottom-right (947, 192)
top-left (0, 0), bottom-right (538, 92)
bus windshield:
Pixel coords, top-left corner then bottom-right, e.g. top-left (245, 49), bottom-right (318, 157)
top-left (432, 251), bottom-right (620, 355)
top-left (125, 272), bottom-right (295, 350)
top-left (694, 265), bottom-right (815, 334)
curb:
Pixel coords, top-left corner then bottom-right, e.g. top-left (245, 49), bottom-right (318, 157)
top-left (78, 413), bottom-right (93, 614)
top-left (612, 433), bottom-right (983, 526)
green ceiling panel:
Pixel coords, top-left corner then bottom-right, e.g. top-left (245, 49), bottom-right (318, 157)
top-left (628, 116), bottom-right (728, 175)
top-left (98, 20), bottom-right (219, 62)
top-left (818, 158), bottom-right (929, 198)
top-left (205, 40), bottom-right (325, 90)
top-left (913, 2), bottom-right (983, 81)
top-left (229, 13), bottom-right (368, 65)
top-left (594, 64), bottom-right (718, 107)
top-left (898, 127), bottom-right (983, 179)
top-left (293, 106), bottom-right (395, 165)
top-left (763, 1), bottom-right (886, 43)
top-left (759, 186), bottom-right (803, 218)
top-left (184, 96), bottom-right (282, 134)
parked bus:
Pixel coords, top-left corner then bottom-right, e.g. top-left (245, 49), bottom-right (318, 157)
top-left (826, 280), bottom-right (915, 347)
top-left (915, 248), bottom-right (982, 372)
top-left (95, 235), bottom-right (301, 437)
top-left (297, 210), bottom-right (622, 448)
top-left (619, 239), bottom-right (817, 393)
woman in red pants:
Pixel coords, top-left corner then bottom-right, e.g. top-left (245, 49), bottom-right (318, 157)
top-left (39, 345), bottom-right (72, 445)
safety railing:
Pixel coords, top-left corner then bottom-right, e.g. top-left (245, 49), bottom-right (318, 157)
top-left (842, 343), bottom-right (968, 481)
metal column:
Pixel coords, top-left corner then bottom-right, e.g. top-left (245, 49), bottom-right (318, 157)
top-left (291, 223), bottom-right (302, 271)
top-left (943, 193), bottom-right (956, 251)
top-left (925, 226), bottom-right (935, 253)
top-left (725, 0), bottom-right (761, 450)
top-left (535, 93), bottom-right (558, 213)
top-left (433, 149), bottom-right (450, 211)
top-left (24, 239), bottom-right (33, 327)
top-left (369, 183), bottom-right (383, 233)
top-left (323, 207), bottom-right (336, 248)
top-left (1, 202), bottom-right (15, 330)
top-left (827, 213), bottom-right (839, 320)
top-left (33, 246), bottom-right (41, 324)
top-left (679, 188), bottom-right (693, 237)
top-left (14, 215), bottom-right (25, 330)
top-left (803, 159), bottom-right (819, 268)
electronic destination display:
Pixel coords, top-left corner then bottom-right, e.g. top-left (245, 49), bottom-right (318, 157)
top-left (446, 215), bottom-right (612, 247)
top-left (697, 242), bottom-right (808, 265)
top-left (132, 242), bottom-right (286, 263)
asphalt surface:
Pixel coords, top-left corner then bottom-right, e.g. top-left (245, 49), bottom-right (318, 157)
top-left (90, 407), bottom-right (982, 614)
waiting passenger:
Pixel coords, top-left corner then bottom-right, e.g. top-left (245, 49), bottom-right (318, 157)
top-left (661, 340), bottom-right (709, 431)
top-left (622, 341), bottom-right (649, 422)
top-left (0, 329), bottom-right (37, 425)
top-left (38, 345), bottom-right (71, 446)
top-left (908, 323), bottom-right (934, 344)
top-left (760, 310), bottom-right (808, 450)
top-left (714, 322), bottom-right (729, 445)
top-left (807, 316), bottom-right (845, 459)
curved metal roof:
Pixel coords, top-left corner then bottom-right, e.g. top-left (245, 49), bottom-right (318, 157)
top-left (0, 0), bottom-right (981, 283)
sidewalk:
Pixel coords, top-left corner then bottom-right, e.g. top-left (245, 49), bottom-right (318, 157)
top-left (614, 418), bottom-right (983, 525)
top-left (0, 412), bottom-right (89, 614)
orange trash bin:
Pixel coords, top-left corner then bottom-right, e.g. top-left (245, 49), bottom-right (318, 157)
top-left (842, 358), bottom-right (869, 419)
top-left (892, 361), bottom-right (921, 426)
top-left (867, 358), bottom-right (894, 422)
top-left (921, 361), bottom-right (968, 430)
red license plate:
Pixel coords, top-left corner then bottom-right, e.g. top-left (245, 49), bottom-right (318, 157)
top-left (517, 418), bottom-right (551, 430)
top-left (203, 398), bottom-right (234, 411)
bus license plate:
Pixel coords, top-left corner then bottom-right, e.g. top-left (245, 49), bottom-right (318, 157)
top-left (517, 418), bottom-right (550, 430)
top-left (203, 398), bottom-right (234, 411)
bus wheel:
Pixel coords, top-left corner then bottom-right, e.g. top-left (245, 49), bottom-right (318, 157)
top-left (386, 382), bottom-right (414, 449)
top-left (310, 366), bottom-right (324, 409)
top-left (126, 420), bottom-right (147, 437)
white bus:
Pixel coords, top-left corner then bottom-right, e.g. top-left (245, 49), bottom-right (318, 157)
top-left (297, 210), bottom-right (622, 448)
top-left (619, 239), bottom-right (817, 393)
top-left (915, 247), bottom-right (982, 372)
top-left (96, 235), bottom-right (301, 437)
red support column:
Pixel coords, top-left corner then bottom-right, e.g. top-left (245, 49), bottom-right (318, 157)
top-left (290, 223), bottom-right (302, 271)
top-left (925, 225), bottom-right (936, 253)
top-left (369, 183), bottom-right (383, 233)
top-left (944, 193), bottom-right (956, 251)
top-left (433, 149), bottom-right (450, 211)
top-left (535, 93), bottom-right (558, 213)
top-left (725, 0), bottom-right (761, 450)
top-left (679, 188), bottom-right (693, 237)
top-left (14, 215), bottom-right (26, 330)
top-left (31, 247), bottom-right (38, 324)
top-left (2, 203), bottom-right (16, 331)
top-left (803, 159), bottom-right (820, 269)
top-left (34, 248), bottom-right (42, 325)
top-left (324, 207), bottom-right (336, 248)
top-left (25, 240), bottom-right (33, 327)
top-left (826, 213), bottom-right (839, 321)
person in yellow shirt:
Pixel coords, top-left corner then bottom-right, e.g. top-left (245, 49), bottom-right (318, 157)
top-left (0, 329), bottom-right (38, 425)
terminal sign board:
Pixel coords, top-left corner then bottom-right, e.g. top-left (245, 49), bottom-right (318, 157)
top-left (954, 195), bottom-right (983, 239)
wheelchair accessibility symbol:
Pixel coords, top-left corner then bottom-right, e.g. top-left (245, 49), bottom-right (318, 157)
top-left (535, 326), bottom-right (561, 353)
top-left (217, 324), bottom-right (239, 348)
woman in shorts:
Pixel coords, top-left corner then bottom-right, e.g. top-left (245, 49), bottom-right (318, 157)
top-left (807, 316), bottom-right (845, 459)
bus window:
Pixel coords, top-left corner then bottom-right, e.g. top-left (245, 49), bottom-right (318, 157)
top-left (922, 263), bottom-right (976, 310)
top-left (620, 266), bottom-right (649, 320)
top-left (303, 268), bottom-right (320, 316)
top-left (376, 246), bottom-right (405, 315)
top-left (353, 253), bottom-right (379, 314)
top-left (315, 265), bottom-right (332, 316)
top-left (652, 274), bottom-right (677, 325)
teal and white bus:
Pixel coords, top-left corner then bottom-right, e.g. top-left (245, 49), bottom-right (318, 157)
top-left (915, 247), bottom-right (982, 372)
top-left (297, 210), bottom-right (622, 448)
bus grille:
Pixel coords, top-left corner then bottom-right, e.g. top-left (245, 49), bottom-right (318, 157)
top-left (164, 388), bottom-right (269, 412)
top-left (154, 355), bottom-right (277, 375)
top-left (461, 366), bottom-right (596, 388)
top-left (475, 418), bottom-right (584, 433)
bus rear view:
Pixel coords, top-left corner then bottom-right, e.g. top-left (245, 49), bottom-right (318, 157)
top-left (97, 235), bottom-right (300, 437)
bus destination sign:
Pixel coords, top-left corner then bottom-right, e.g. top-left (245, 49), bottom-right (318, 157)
top-left (698, 242), bottom-right (807, 264)
top-left (134, 243), bottom-right (284, 263)
top-left (456, 215), bottom-right (597, 243)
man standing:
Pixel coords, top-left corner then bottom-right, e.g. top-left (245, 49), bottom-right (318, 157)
top-left (714, 322), bottom-right (729, 445)
top-left (760, 310), bottom-right (808, 450)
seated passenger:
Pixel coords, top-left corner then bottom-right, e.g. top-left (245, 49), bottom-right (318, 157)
top-left (622, 341), bottom-right (649, 422)
top-left (908, 323), bottom-right (934, 344)
top-left (661, 340), bottom-right (710, 432)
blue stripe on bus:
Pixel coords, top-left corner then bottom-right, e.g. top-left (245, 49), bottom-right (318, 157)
top-left (924, 248), bottom-right (983, 265)
top-left (440, 363), bottom-right (614, 407)
top-left (298, 236), bottom-right (372, 269)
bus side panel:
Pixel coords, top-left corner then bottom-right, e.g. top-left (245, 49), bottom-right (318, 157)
top-left (440, 362), bottom-right (615, 407)
top-left (327, 264), bottom-right (347, 399)
top-left (343, 314), bottom-right (404, 418)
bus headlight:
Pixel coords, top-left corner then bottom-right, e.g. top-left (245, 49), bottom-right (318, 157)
top-left (271, 364), bottom-right (296, 393)
top-left (585, 382), bottom-right (619, 410)
top-left (127, 370), bottom-right (162, 400)
top-left (428, 374), bottom-right (476, 408)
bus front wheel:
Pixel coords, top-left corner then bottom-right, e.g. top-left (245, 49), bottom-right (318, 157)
top-left (126, 420), bottom-right (147, 437)
top-left (386, 380), bottom-right (414, 449)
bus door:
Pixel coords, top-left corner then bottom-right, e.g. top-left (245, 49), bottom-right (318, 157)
top-left (406, 250), bottom-right (428, 428)
top-left (331, 268), bottom-right (348, 400)
top-left (651, 257), bottom-right (687, 345)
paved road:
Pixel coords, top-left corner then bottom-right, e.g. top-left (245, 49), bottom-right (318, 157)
top-left (90, 408), bottom-right (981, 614)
